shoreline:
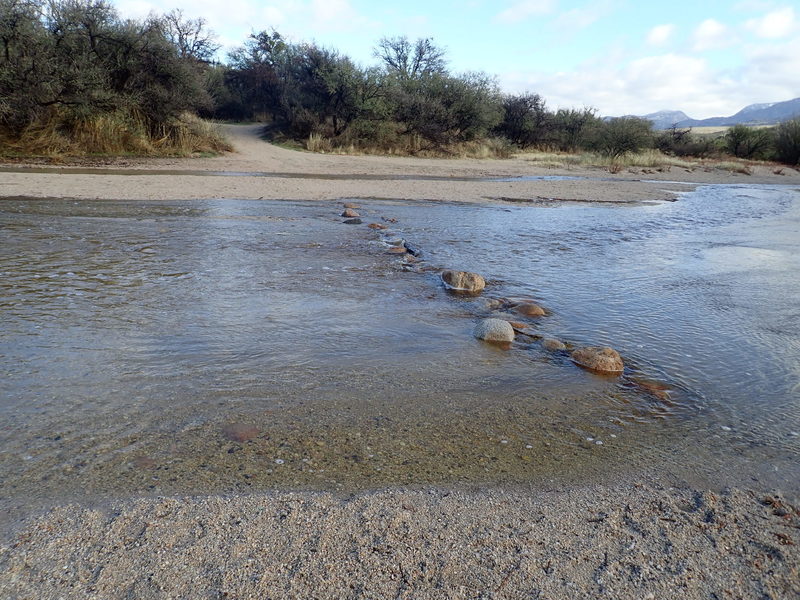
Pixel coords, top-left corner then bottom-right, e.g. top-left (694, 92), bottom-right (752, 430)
top-left (2, 478), bottom-right (798, 598)
top-left (1, 124), bottom-right (798, 205)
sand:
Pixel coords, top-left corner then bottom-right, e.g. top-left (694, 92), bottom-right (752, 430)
top-left (2, 481), bottom-right (798, 599)
top-left (1, 124), bottom-right (798, 204)
top-left (1, 125), bottom-right (799, 598)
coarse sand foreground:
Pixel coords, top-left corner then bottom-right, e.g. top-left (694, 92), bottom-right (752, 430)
top-left (1, 124), bottom-right (798, 204)
top-left (1, 482), bottom-right (798, 599)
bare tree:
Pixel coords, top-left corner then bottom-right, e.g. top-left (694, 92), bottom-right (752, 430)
top-left (159, 8), bottom-right (219, 62)
top-left (373, 35), bottom-right (446, 80)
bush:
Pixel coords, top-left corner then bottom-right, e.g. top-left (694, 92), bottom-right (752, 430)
top-left (774, 118), bottom-right (800, 165)
top-left (586, 117), bottom-right (653, 157)
top-left (495, 93), bottom-right (550, 148)
top-left (724, 124), bottom-right (773, 159)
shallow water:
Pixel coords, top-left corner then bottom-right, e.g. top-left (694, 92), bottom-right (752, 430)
top-left (0, 165), bottom-right (593, 182)
top-left (1, 185), bottom-right (799, 525)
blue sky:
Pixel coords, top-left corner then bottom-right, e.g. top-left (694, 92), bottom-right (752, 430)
top-left (114, 0), bottom-right (800, 119)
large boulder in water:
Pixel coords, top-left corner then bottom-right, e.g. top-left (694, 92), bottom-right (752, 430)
top-left (342, 208), bottom-right (360, 218)
top-left (441, 270), bottom-right (486, 294)
top-left (474, 318), bottom-right (515, 343)
top-left (571, 346), bottom-right (624, 373)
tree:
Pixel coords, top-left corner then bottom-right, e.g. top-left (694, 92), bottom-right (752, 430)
top-left (588, 117), bottom-right (653, 157)
top-left (725, 124), bottom-right (773, 159)
top-left (495, 92), bottom-right (550, 148)
top-left (158, 9), bottom-right (219, 63)
top-left (774, 118), bottom-right (800, 165)
top-left (373, 36), bottom-right (446, 80)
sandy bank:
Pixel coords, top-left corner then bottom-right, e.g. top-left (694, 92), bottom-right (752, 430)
top-left (2, 481), bottom-right (798, 599)
top-left (1, 124), bottom-right (798, 204)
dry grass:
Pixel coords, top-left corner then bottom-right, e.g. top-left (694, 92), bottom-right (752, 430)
top-left (518, 149), bottom-right (697, 172)
top-left (0, 111), bottom-right (231, 159)
top-left (303, 133), bottom-right (513, 159)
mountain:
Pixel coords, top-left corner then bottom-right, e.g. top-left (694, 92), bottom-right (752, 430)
top-left (613, 98), bottom-right (800, 130)
top-left (674, 97), bottom-right (800, 128)
top-left (641, 110), bottom-right (692, 129)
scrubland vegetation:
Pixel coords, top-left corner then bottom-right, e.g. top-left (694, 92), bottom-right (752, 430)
top-left (1, 0), bottom-right (799, 166)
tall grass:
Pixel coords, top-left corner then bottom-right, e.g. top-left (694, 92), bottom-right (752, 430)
top-left (0, 110), bottom-right (231, 159)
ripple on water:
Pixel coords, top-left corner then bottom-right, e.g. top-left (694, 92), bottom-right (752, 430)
top-left (1, 187), bottom-right (799, 517)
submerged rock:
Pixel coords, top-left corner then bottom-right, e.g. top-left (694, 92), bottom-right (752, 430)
top-left (343, 202), bottom-right (359, 209)
top-left (630, 378), bottom-right (671, 400)
top-left (342, 208), bottom-right (360, 218)
top-left (474, 318), bottom-right (515, 343)
top-left (542, 338), bottom-right (567, 352)
top-left (441, 270), bottom-right (486, 294)
top-left (368, 223), bottom-right (387, 230)
top-left (222, 423), bottom-right (260, 442)
top-left (343, 218), bottom-right (362, 225)
top-left (512, 301), bottom-right (546, 317)
top-left (571, 346), bottom-right (624, 373)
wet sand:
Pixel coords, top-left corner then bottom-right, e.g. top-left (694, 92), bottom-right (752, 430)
top-left (1, 126), bottom-right (799, 598)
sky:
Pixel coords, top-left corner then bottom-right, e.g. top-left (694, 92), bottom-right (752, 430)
top-left (113, 0), bottom-right (800, 119)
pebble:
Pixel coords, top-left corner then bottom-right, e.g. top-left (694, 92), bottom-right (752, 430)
top-left (274, 459), bottom-right (285, 465)
top-left (571, 346), bottom-right (624, 374)
top-left (341, 208), bottom-right (360, 218)
top-left (342, 218), bottom-right (362, 225)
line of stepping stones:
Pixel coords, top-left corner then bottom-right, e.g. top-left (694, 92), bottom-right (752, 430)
top-left (336, 202), bottom-right (671, 400)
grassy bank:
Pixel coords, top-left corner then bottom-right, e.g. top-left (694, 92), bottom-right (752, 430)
top-left (0, 112), bottom-right (232, 161)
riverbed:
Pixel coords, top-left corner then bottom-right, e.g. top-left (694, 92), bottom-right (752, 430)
top-left (1, 184), bottom-right (798, 531)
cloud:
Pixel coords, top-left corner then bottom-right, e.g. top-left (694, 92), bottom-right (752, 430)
top-left (498, 40), bottom-right (800, 120)
top-left (646, 24), bottom-right (674, 46)
top-left (746, 6), bottom-right (797, 38)
top-left (494, 0), bottom-right (557, 24)
top-left (553, 2), bottom-right (614, 31)
top-left (692, 18), bottom-right (732, 51)
top-left (308, 0), bottom-right (373, 33)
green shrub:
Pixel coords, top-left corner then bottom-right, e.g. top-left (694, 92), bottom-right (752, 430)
top-left (586, 117), bottom-right (653, 157)
top-left (724, 124), bottom-right (773, 159)
top-left (774, 118), bottom-right (800, 165)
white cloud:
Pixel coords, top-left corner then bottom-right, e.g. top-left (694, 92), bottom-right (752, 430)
top-left (746, 6), bottom-right (797, 38)
top-left (498, 39), bottom-right (800, 120)
top-left (308, 0), bottom-right (372, 33)
top-left (553, 2), bottom-right (613, 31)
top-left (692, 19), bottom-right (732, 51)
top-left (494, 0), bottom-right (557, 24)
top-left (646, 24), bottom-right (674, 46)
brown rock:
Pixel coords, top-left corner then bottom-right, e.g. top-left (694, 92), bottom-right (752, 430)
top-left (512, 301), bottom-right (546, 317)
top-left (441, 270), bottom-right (486, 294)
top-left (631, 378), bottom-right (671, 400)
top-left (386, 246), bottom-right (408, 254)
top-left (542, 338), bottom-right (567, 352)
top-left (342, 208), bottom-right (360, 218)
top-left (222, 423), bottom-right (260, 442)
top-left (571, 346), bottom-right (624, 374)
top-left (367, 223), bottom-right (387, 230)
top-left (343, 203), bottom-right (360, 209)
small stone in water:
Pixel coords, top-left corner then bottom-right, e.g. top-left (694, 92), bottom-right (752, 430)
top-left (721, 426), bottom-right (732, 432)
top-left (222, 423), bottom-right (260, 442)
top-left (341, 208), bottom-right (360, 218)
top-left (274, 459), bottom-right (285, 465)
top-left (525, 444), bottom-right (533, 449)
top-left (595, 440), bottom-right (603, 445)
top-left (500, 439), bottom-right (508, 444)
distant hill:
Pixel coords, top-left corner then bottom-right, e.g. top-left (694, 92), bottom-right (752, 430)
top-left (676, 97), bottom-right (800, 128)
top-left (612, 97), bottom-right (800, 130)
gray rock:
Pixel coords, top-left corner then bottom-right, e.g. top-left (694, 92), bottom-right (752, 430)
top-left (474, 318), bottom-right (515, 343)
top-left (342, 218), bottom-right (362, 225)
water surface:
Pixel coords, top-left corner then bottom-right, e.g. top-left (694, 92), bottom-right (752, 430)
top-left (1, 185), bottom-right (798, 527)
